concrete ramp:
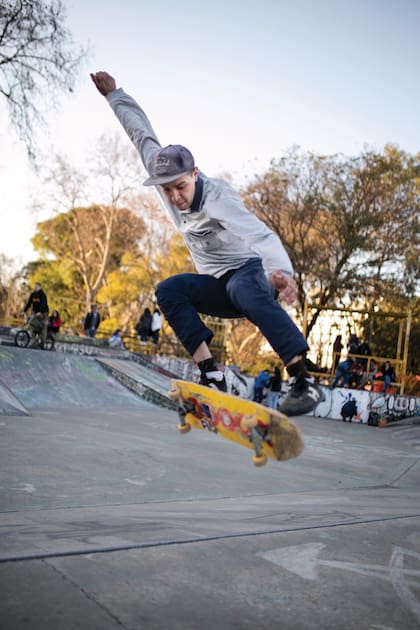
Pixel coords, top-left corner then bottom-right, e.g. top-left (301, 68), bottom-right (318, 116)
top-left (0, 346), bottom-right (148, 411)
top-left (97, 357), bottom-right (175, 409)
top-left (0, 377), bottom-right (29, 415)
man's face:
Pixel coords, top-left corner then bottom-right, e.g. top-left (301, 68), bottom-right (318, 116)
top-left (161, 168), bottom-right (198, 211)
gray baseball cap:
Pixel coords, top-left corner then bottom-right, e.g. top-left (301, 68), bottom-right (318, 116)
top-left (143, 145), bottom-right (195, 186)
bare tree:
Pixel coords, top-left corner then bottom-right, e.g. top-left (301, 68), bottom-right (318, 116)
top-left (0, 0), bottom-right (86, 160)
top-left (224, 319), bottom-right (264, 370)
top-left (242, 146), bottom-right (419, 337)
top-left (36, 133), bottom-right (147, 310)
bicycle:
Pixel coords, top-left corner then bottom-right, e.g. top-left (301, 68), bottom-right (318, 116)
top-left (14, 314), bottom-right (55, 351)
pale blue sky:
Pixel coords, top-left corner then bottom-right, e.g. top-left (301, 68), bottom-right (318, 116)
top-left (1, 0), bottom-right (419, 262)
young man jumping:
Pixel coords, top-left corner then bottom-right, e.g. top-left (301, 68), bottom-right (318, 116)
top-left (90, 71), bottom-right (321, 416)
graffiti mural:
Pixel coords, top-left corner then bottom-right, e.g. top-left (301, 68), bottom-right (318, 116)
top-left (367, 392), bottom-right (420, 427)
top-left (311, 386), bottom-right (420, 426)
top-left (312, 387), bottom-right (370, 423)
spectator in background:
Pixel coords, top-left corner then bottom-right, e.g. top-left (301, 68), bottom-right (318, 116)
top-left (151, 308), bottom-right (162, 345)
top-left (136, 307), bottom-right (152, 342)
top-left (84, 305), bottom-right (100, 338)
top-left (23, 282), bottom-right (49, 347)
top-left (267, 366), bottom-right (282, 409)
top-left (356, 340), bottom-right (371, 369)
top-left (253, 369), bottom-right (272, 403)
top-left (331, 357), bottom-right (355, 388)
top-left (381, 361), bottom-right (396, 393)
top-left (109, 329), bottom-right (124, 348)
top-left (365, 359), bottom-right (378, 389)
top-left (349, 362), bottom-right (364, 389)
top-left (332, 334), bottom-right (343, 373)
top-left (48, 310), bottom-right (62, 335)
top-left (347, 334), bottom-right (360, 355)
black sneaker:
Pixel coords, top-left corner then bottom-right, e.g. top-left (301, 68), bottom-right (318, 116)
top-left (199, 370), bottom-right (227, 392)
top-left (277, 376), bottom-right (322, 416)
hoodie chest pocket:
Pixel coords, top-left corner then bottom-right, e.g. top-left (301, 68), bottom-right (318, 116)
top-left (185, 228), bottom-right (223, 252)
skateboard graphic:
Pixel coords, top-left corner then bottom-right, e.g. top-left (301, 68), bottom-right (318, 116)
top-left (168, 379), bottom-right (304, 466)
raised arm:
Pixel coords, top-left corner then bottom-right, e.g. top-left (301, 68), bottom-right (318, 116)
top-left (90, 71), bottom-right (161, 173)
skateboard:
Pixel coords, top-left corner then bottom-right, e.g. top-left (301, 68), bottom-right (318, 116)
top-left (168, 379), bottom-right (304, 467)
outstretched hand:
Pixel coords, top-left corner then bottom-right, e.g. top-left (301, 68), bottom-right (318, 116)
top-left (90, 71), bottom-right (116, 96)
top-left (270, 271), bottom-right (297, 305)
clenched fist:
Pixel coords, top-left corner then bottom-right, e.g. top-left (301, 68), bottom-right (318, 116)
top-left (270, 271), bottom-right (296, 305)
top-left (90, 71), bottom-right (116, 96)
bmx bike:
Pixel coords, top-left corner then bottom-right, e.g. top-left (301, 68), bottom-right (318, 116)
top-left (14, 314), bottom-right (55, 351)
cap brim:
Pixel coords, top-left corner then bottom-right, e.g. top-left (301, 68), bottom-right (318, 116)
top-left (143, 171), bottom-right (189, 187)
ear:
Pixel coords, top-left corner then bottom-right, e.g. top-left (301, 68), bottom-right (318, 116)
top-left (193, 166), bottom-right (199, 181)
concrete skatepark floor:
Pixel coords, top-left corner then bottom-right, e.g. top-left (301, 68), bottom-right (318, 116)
top-left (1, 346), bottom-right (419, 629)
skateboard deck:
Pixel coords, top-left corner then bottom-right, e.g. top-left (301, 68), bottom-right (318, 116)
top-left (168, 379), bottom-right (304, 466)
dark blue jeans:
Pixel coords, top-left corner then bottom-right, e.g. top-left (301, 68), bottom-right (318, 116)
top-left (332, 367), bottom-right (350, 388)
top-left (156, 258), bottom-right (309, 365)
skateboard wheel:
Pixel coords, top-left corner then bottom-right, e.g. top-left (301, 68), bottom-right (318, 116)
top-left (252, 454), bottom-right (267, 467)
top-left (240, 415), bottom-right (258, 431)
top-left (178, 423), bottom-right (191, 434)
top-left (168, 383), bottom-right (181, 400)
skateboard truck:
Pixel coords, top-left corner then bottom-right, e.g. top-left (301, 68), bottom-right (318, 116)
top-left (168, 383), bottom-right (192, 433)
top-left (241, 417), bottom-right (268, 467)
top-left (176, 401), bottom-right (196, 434)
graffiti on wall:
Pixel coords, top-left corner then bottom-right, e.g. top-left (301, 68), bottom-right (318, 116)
top-left (367, 392), bottom-right (420, 427)
top-left (312, 386), bottom-right (420, 426)
top-left (312, 387), bottom-right (370, 423)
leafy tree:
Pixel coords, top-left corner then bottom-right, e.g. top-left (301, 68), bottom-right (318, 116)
top-left (358, 295), bottom-right (420, 375)
top-left (0, 253), bottom-right (23, 320)
top-left (224, 319), bottom-right (265, 372)
top-left (21, 257), bottom-right (83, 328)
top-left (337, 146), bottom-right (419, 305)
top-left (31, 205), bottom-right (145, 314)
top-left (0, 0), bottom-right (86, 160)
top-left (98, 220), bottom-right (194, 338)
top-left (35, 133), bottom-right (147, 310)
top-left (242, 146), bottom-right (419, 338)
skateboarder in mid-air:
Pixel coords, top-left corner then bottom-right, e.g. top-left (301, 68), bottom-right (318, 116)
top-left (91, 71), bottom-right (322, 416)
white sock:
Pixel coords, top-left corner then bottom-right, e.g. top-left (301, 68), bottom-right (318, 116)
top-left (205, 370), bottom-right (224, 381)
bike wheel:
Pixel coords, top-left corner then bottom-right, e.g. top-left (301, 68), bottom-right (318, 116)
top-left (44, 334), bottom-right (55, 351)
top-left (15, 329), bottom-right (30, 348)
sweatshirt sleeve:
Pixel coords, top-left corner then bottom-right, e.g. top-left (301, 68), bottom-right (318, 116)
top-left (23, 293), bottom-right (33, 313)
top-left (105, 88), bottom-right (161, 174)
top-left (42, 292), bottom-right (49, 313)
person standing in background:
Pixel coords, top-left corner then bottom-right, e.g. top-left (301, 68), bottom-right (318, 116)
top-left (332, 334), bottom-right (343, 373)
top-left (267, 366), bottom-right (282, 409)
top-left (84, 305), bottom-right (101, 338)
top-left (136, 307), bottom-right (152, 342)
top-left (48, 310), bottom-right (62, 335)
top-left (253, 369), bottom-right (272, 403)
top-left (151, 308), bottom-right (162, 345)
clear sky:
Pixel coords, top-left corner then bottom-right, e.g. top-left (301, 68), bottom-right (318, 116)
top-left (1, 0), bottom-right (419, 265)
